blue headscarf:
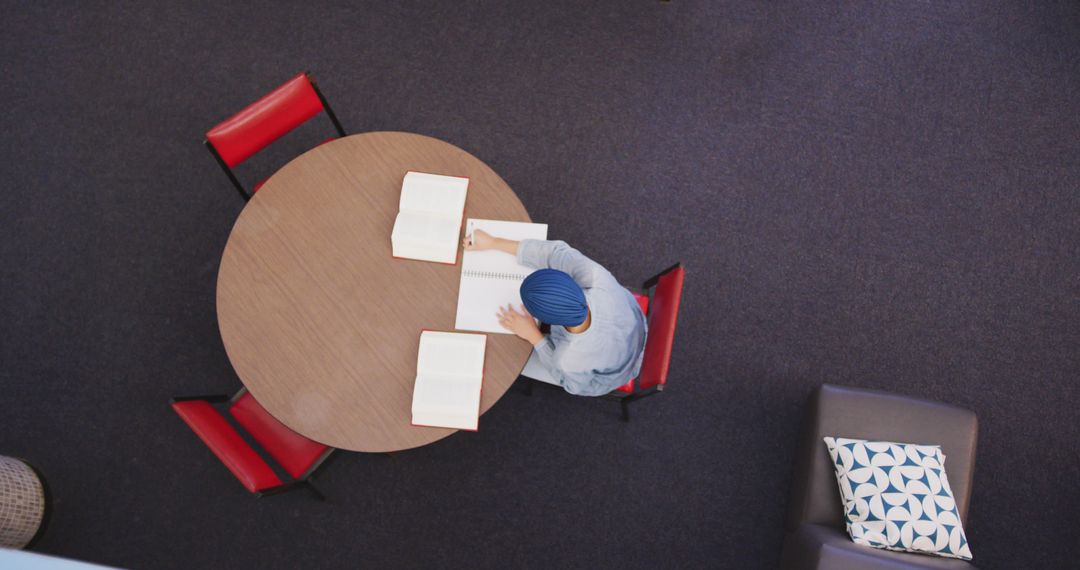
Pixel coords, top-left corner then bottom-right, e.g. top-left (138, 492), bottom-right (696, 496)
top-left (520, 269), bottom-right (588, 326)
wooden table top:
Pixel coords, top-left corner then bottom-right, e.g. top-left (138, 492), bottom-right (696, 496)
top-left (216, 132), bottom-right (533, 452)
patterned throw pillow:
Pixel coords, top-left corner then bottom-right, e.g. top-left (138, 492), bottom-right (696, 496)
top-left (823, 437), bottom-right (973, 560)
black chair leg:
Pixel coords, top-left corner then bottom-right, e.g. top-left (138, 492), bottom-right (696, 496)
top-left (305, 481), bottom-right (326, 501)
top-left (620, 398), bottom-right (630, 422)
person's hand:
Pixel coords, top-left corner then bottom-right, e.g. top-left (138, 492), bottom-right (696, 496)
top-left (497, 304), bottom-right (543, 344)
top-left (463, 229), bottom-right (495, 251)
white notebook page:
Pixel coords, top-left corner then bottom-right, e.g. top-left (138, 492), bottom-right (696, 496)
top-left (455, 219), bottom-right (548, 333)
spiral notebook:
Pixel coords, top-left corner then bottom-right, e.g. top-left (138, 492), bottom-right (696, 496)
top-left (455, 218), bottom-right (549, 333)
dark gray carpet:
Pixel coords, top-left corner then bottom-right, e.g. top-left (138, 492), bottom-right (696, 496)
top-left (2, 1), bottom-right (1078, 568)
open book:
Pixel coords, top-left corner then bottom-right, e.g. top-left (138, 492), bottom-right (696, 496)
top-left (391, 171), bottom-right (469, 264)
top-left (411, 331), bottom-right (487, 431)
top-left (455, 219), bottom-right (549, 333)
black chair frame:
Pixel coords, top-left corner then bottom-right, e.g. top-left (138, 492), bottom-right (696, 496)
top-left (203, 70), bottom-right (347, 202)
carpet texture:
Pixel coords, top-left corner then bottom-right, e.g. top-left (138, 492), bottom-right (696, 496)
top-left (1, 1), bottom-right (1078, 568)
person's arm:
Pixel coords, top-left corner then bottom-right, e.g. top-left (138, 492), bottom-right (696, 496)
top-left (515, 240), bottom-right (606, 288)
top-left (463, 230), bottom-right (606, 287)
top-left (462, 229), bottom-right (518, 255)
top-left (497, 304), bottom-right (543, 344)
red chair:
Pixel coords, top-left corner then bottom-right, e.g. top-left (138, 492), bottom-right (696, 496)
top-left (204, 71), bottom-right (346, 201)
top-left (519, 262), bottom-right (686, 421)
top-left (610, 262), bottom-right (685, 421)
top-left (170, 389), bottom-right (334, 498)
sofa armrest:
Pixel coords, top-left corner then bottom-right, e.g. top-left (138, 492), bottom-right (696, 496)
top-left (781, 524), bottom-right (978, 570)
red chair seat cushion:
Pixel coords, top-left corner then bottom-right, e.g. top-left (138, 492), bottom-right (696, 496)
top-left (171, 401), bottom-right (282, 493)
top-left (614, 379), bottom-right (636, 394)
top-left (229, 392), bottom-right (330, 480)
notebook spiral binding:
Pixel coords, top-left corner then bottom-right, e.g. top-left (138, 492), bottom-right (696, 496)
top-left (462, 270), bottom-right (527, 281)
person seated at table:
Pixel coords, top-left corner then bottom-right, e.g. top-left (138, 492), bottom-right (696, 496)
top-left (463, 230), bottom-right (647, 397)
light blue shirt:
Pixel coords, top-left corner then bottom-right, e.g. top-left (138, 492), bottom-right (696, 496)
top-left (517, 240), bottom-right (648, 396)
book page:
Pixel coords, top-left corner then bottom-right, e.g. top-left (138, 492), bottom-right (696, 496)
top-left (412, 373), bottom-right (482, 415)
top-left (400, 172), bottom-right (468, 219)
top-left (416, 331), bottom-right (486, 378)
top-left (392, 212), bottom-right (463, 247)
top-left (411, 372), bottom-right (481, 430)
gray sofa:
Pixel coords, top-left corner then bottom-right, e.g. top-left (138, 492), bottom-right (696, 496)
top-left (780, 384), bottom-right (979, 569)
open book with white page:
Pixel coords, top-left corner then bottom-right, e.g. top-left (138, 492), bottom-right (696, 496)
top-left (455, 218), bottom-right (549, 334)
top-left (411, 331), bottom-right (487, 431)
top-left (391, 171), bottom-right (469, 264)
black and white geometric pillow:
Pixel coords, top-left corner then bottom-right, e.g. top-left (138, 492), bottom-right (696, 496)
top-left (823, 437), bottom-right (973, 560)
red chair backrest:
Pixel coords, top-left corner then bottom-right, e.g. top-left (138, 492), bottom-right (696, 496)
top-left (206, 73), bottom-right (325, 167)
top-left (637, 266), bottom-right (685, 391)
top-left (171, 400), bottom-right (283, 493)
top-left (229, 391), bottom-right (330, 480)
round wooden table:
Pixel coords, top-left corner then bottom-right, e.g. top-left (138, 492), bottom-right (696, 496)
top-left (217, 132), bottom-right (533, 452)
